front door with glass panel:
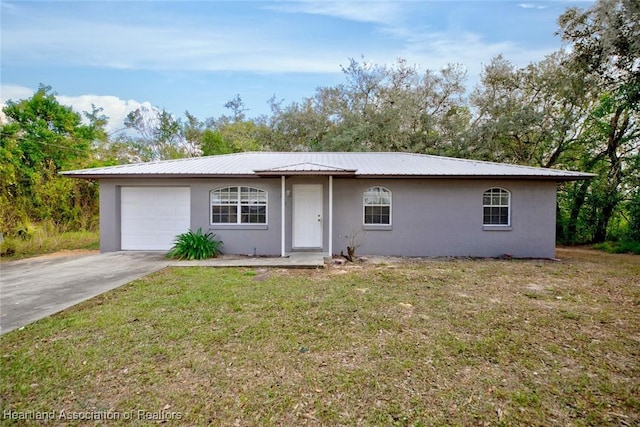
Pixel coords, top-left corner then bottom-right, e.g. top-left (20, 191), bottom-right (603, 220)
top-left (292, 184), bottom-right (323, 249)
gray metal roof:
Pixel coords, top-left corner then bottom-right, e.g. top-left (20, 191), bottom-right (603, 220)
top-left (61, 152), bottom-right (594, 181)
top-left (254, 161), bottom-right (357, 176)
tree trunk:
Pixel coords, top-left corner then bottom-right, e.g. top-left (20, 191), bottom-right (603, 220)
top-left (593, 108), bottom-right (628, 243)
top-left (593, 201), bottom-right (615, 243)
top-left (347, 246), bottom-right (356, 262)
top-left (567, 180), bottom-right (590, 243)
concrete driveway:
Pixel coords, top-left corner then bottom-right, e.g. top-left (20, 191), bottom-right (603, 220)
top-left (0, 252), bottom-right (169, 335)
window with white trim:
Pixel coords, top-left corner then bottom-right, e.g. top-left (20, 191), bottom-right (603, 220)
top-left (211, 186), bottom-right (267, 224)
top-left (483, 188), bottom-right (510, 225)
top-left (363, 186), bottom-right (391, 225)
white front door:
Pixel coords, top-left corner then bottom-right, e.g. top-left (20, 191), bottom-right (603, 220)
top-left (292, 184), bottom-right (323, 249)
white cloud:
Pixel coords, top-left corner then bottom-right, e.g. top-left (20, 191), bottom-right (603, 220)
top-left (267, 1), bottom-right (556, 79)
top-left (56, 94), bottom-right (155, 135)
top-left (0, 84), bottom-right (34, 102)
top-left (1, 0), bottom-right (564, 78)
top-left (1, 1), bottom-right (417, 75)
top-left (518, 3), bottom-right (548, 9)
top-left (0, 84), bottom-right (34, 125)
top-left (397, 30), bottom-right (552, 78)
top-left (0, 1), bottom-right (570, 118)
top-left (1, 2), bottom-right (343, 74)
top-left (1, 84), bottom-right (154, 134)
top-left (265, 1), bottom-right (403, 25)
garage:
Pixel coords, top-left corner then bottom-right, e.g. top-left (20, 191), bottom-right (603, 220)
top-left (120, 187), bottom-right (191, 250)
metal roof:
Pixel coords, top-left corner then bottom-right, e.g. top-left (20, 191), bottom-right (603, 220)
top-left (254, 162), bottom-right (357, 176)
top-left (61, 152), bottom-right (595, 181)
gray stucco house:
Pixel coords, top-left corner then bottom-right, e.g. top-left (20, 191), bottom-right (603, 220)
top-left (62, 152), bottom-right (593, 258)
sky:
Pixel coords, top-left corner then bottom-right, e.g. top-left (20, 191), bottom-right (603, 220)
top-left (1, 0), bottom-right (595, 134)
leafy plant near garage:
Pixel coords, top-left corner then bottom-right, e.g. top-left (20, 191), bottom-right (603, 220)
top-left (166, 228), bottom-right (223, 260)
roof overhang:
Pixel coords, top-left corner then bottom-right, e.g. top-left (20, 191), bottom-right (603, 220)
top-left (59, 173), bottom-right (259, 180)
top-left (354, 174), bottom-right (596, 181)
top-left (61, 173), bottom-right (594, 181)
top-left (253, 162), bottom-right (357, 177)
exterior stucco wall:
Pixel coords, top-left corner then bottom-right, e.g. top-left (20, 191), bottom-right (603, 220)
top-left (192, 178), bottom-right (282, 256)
top-left (332, 178), bottom-right (557, 258)
top-left (99, 181), bottom-right (120, 252)
top-left (99, 179), bottom-right (196, 253)
top-left (99, 178), bottom-right (282, 255)
top-left (98, 177), bottom-right (558, 258)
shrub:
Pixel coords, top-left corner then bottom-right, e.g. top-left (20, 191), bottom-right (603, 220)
top-left (0, 239), bottom-right (16, 257)
top-left (166, 228), bottom-right (223, 260)
top-left (593, 240), bottom-right (640, 255)
top-left (15, 221), bottom-right (38, 240)
top-left (628, 189), bottom-right (640, 241)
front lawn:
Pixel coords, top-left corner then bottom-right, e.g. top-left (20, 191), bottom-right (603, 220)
top-left (1, 248), bottom-right (638, 425)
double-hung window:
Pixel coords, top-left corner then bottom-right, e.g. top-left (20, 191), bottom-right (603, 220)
top-left (363, 187), bottom-right (392, 225)
top-left (211, 186), bottom-right (267, 225)
top-left (483, 188), bottom-right (510, 226)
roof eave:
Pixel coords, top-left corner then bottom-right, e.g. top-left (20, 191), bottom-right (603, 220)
top-left (354, 174), bottom-right (595, 181)
top-left (60, 173), bottom-right (259, 180)
top-left (61, 172), bottom-right (596, 181)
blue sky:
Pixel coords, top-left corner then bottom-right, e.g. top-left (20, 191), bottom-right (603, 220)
top-left (1, 0), bottom-right (594, 133)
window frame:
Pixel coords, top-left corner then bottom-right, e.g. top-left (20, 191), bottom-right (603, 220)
top-left (363, 186), bottom-right (392, 228)
top-left (482, 187), bottom-right (511, 228)
top-left (210, 186), bottom-right (268, 226)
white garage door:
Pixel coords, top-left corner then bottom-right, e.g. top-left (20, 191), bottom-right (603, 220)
top-left (121, 187), bottom-right (191, 250)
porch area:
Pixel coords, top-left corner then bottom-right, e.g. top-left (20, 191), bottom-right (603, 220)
top-left (168, 251), bottom-right (328, 268)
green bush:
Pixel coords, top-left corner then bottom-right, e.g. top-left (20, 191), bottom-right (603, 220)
top-left (628, 189), bottom-right (640, 241)
top-left (15, 221), bottom-right (38, 240)
top-left (166, 228), bottom-right (223, 260)
top-left (0, 239), bottom-right (16, 257)
top-left (593, 240), bottom-right (640, 255)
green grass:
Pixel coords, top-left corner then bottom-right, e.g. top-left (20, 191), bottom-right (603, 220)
top-left (0, 230), bottom-right (99, 261)
top-left (593, 239), bottom-right (640, 254)
top-left (1, 248), bottom-right (638, 425)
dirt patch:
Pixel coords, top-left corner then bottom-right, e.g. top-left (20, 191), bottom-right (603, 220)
top-left (252, 269), bottom-right (271, 282)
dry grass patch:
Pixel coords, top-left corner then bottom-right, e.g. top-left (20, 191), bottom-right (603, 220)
top-left (1, 248), bottom-right (638, 425)
top-left (0, 230), bottom-right (99, 261)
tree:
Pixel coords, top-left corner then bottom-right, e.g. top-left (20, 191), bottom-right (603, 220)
top-left (468, 1), bottom-right (639, 244)
top-left (2, 85), bottom-right (93, 171)
top-left (123, 106), bottom-right (191, 160)
top-left (0, 85), bottom-right (105, 233)
top-left (558, 0), bottom-right (639, 94)
top-left (204, 116), bottom-right (266, 153)
top-left (181, 111), bottom-right (205, 156)
top-left (223, 94), bottom-right (248, 123)
top-left (200, 129), bottom-right (236, 156)
top-left (558, 0), bottom-right (640, 242)
top-left (263, 90), bottom-right (339, 151)
top-left (469, 54), bottom-right (600, 243)
top-left (262, 58), bottom-right (469, 153)
top-left (201, 94), bottom-right (267, 153)
top-left (470, 53), bottom-right (596, 168)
